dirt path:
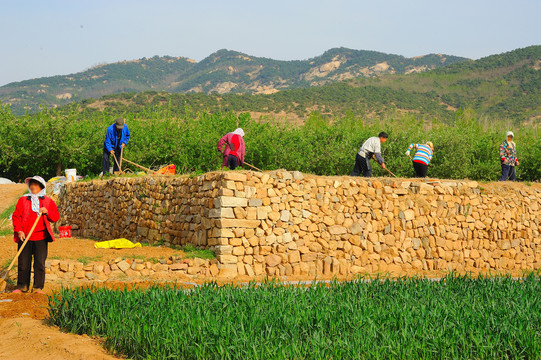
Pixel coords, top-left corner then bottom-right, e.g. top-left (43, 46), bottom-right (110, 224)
top-left (0, 184), bottom-right (26, 214)
top-left (0, 292), bottom-right (121, 359)
top-left (0, 185), bottom-right (146, 359)
top-left (0, 318), bottom-right (120, 360)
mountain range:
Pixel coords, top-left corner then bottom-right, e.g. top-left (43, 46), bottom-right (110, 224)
top-left (65, 45), bottom-right (541, 123)
top-left (0, 48), bottom-right (467, 114)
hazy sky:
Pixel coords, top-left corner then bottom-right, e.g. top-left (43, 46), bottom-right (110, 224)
top-left (1, 0), bottom-right (540, 86)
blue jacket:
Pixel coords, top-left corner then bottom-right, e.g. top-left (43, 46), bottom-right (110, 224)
top-left (103, 124), bottom-right (130, 152)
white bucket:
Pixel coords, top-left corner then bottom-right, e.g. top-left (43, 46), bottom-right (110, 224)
top-left (65, 169), bottom-right (77, 182)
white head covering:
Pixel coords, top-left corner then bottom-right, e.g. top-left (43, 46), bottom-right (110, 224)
top-left (24, 176), bottom-right (46, 214)
top-left (232, 128), bottom-right (245, 137)
top-left (505, 131), bottom-right (516, 147)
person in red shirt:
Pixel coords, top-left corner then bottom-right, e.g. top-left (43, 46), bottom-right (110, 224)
top-left (11, 176), bottom-right (59, 294)
top-left (217, 128), bottom-right (246, 170)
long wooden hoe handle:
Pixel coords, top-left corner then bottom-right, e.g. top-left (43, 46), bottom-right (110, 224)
top-left (112, 152), bottom-right (123, 173)
top-left (122, 158), bottom-right (156, 174)
top-left (1, 213), bottom-right (42, 280)
top-left (243, 162), bottom-right (262, 172)
top-left (120, 147), bottom-right (124, 172)
top-left (372, 155), bottom-right (397, 178)
top-left (384, 168), bottom-right (398, 178)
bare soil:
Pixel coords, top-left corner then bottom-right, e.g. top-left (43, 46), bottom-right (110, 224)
top-left (0, 317), bottom-right (120, 359)
top-left (0, 291), bottom-right (121, 359)
top-left (0, 184), bottom-right (26, 214)
top-left (0, 185), bottom-right (164, 359)
top-left (0, 235), bottom-right (183, 265)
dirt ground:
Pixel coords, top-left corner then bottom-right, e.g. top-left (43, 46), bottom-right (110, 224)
top-left (0, 185), bottom-right (131, 359)
top-left (0, 291), bottom-right (122, 359)
top-left (0, 184), bottom-right (26, 214)
top-left (0, 318), bottom-right (121, 360)
top-left (0, 235), bottom-right (183, 265)
top-left (0, 232), bottom-right (187, 359)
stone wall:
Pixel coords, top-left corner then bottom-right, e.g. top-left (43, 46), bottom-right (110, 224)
top-left (42, 256), bottom-right (216, 283)
top-left (59, 175), bottom-right (219, 246)
top-left (58, 171), bottom-right (541, 278)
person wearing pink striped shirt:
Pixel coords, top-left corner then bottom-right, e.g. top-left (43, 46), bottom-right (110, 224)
top-left (406, 142), bottom-right (434, 178)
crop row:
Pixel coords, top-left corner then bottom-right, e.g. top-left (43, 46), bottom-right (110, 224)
top-left (47, 275), bottom-right (541, 359)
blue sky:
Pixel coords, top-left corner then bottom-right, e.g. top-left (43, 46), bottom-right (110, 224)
top-left (0, 0), bottom-right (539, 86)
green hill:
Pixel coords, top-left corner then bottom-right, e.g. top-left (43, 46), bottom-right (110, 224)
top-left (352, 45), bottom-right (541, 121)
top-left (0, 48), bottom-right (466, 115)
top-left (63, 46), bottom-right (541, 123)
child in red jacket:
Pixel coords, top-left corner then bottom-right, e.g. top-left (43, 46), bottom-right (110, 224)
top-left (12, 176), bottom-right (59, 294)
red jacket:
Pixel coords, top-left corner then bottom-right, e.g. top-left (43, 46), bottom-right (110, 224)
top-left (12, 196), bottom-right (59, 243)
top-left (217, 133), bottom-right (245, 167)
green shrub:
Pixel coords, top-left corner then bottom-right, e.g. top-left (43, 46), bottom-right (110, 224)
top-left (0, 104), bottom-right (538, 182)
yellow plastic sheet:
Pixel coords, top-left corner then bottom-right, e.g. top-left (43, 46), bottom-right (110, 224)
top-left (94, 238), bottom-right (142, 249)
top-left (48, 176), bottom-right (63, 183)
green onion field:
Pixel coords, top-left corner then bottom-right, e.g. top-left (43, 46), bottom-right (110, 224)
top-left (47, 274), bottom-right (541, 359)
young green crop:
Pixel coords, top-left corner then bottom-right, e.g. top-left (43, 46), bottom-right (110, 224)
top-left (47, 274), bottom-right (541, 360)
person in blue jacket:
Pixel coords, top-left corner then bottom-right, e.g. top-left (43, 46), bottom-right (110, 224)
top-left (102, 118), bottom-right (130, 176)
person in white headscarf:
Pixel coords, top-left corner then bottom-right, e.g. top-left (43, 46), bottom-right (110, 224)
top-left (217, 128), bottom-right (246, 170)
top-left (499, 131), bottom-right (519, 181)
top-left (11, 176), bottom-right (59, 294)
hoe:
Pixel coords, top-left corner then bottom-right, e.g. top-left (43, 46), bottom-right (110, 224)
top-left (0, 214), bottom-right (42, 292)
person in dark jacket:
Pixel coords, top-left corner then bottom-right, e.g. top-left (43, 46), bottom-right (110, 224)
top-left (350, 132), bottom-right (388, 177)
top-left (12, 176), bottom-right (59, 293)
top-left (102, 118), bottom-right (130, 176)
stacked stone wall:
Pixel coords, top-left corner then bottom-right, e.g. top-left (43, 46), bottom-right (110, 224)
top-left (59, 172), bottom-right (541, 278)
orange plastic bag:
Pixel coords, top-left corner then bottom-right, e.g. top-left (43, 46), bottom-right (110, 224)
top-left (156, 164), bottom-right (176, 175)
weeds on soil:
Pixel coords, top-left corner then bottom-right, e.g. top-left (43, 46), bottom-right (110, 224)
top-left (180, 244), bottom-right (215, 259)
top-left (76, 255), bottom-right (103, 265)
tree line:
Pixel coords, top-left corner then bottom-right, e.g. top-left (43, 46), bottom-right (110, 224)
top-left (0, 105), bottom-right (539, 182)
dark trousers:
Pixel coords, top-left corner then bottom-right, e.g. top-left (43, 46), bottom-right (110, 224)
top-left (17, 239), bottom-right (48, 291)
top-left (499, 164), bottom-right (516, 181)
top-left (350, 154), bottom-right (372, 177)
top-left (227, 155), bottom-right (240, 170)
top-left (102, 148), bottom-right (121, 174)
top-left (413, 161), bottom-right (428, 178)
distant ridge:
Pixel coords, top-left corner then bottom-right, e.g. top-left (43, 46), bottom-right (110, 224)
top-left (0, 48), bottom-right (467, 114)
top-left (66, 45), bottom-right (541, 123)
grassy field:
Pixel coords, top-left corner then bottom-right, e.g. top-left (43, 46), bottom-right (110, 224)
top-left (47, 275), bottom-right (541, 360)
